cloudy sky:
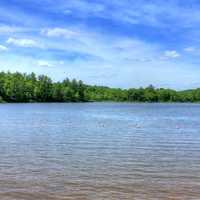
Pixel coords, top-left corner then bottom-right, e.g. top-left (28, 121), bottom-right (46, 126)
top-left (0, 0), bottom-right (200, 89)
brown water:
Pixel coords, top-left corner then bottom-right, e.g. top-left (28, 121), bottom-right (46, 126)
top-left (0, 103), bottom-right (200, 200)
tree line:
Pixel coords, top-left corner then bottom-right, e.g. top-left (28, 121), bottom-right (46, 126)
top-left (0, 71), bottom-right (200, 103)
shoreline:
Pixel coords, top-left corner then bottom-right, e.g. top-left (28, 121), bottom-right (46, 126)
top-left (1, 101), bottom-right (200, 104)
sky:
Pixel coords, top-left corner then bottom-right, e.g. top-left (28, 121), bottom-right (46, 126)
top-left (0, 0), bottom-right (200, 89)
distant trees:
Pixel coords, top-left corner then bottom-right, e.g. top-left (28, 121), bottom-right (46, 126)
top-left (0, 72), bottom-right (87, 102)
top-left (0, 71), bottom-right (200, 103)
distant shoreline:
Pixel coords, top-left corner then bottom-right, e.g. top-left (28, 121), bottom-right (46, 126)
top-left (0, 71), bottom-right (200, 103)
top-left (0, 101), bottom-right (200, 104)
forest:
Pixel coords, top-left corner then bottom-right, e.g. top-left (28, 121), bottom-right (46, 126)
top-left (0, 71), bottom-right (200, 103)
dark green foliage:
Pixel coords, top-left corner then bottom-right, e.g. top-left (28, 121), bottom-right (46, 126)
top-left (0, 71), bottom-right (200, 103)
top-left (0, 72), bottom-right (87, 103)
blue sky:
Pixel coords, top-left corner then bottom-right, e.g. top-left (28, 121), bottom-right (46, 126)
top-left (1, 0), bottom-right (200, 89)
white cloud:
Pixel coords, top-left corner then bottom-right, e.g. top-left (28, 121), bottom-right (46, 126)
top-left (6, 37), bottom-right (42, 48)
top-left (184, 47), bottom-right (196, 52)
top-left (59, 60), bottom-right (65, 65)
top-left (0, 45), bottom-right (8, 51)
top-left (0, 25), bottom-right (22, 34)
top-left (164, 50), bottom-right (180, 58)
top-left (38, 60), bottom-right (53, 67)
top-left (37, 60), bottom-right (64, 67)
top-left (1, 1), bottom-right (200, 89)
top-left (54, 0), bottom-right (200, 28)
top-left (41, 28), bottom-right (79, 38)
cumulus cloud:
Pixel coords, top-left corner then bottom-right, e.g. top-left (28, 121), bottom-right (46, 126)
top-left (41, 28), bottom-right (79, 38)
top-left (0, 45), bottom-right (8, 51)
top-left (164, 50), bottom-right (180, 58)
top-left (6, 37), bottom-right (42, 48)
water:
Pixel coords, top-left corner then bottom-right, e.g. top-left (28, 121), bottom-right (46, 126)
top-left (0, 103), bottom-right (200, 200)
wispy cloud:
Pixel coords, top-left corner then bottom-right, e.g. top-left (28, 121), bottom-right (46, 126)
top-left (0, 25), bottom-right (27, 35)
top-left (0, 44), bottom-right (8, 51)
top-left (37, 60), bottom-right (53, 67)
top-left (184, 47), bottom-right (196, 52)
top-left (0, 0), bottom-right (200, 89)
top-left (41, 28), bottom-right (79, 38)
top-left (49, 0), bottom-right (200, 28)
top-left (6, 37), bottom-right (43, 48)
top-left (164, 50), bottom-right (180, 59)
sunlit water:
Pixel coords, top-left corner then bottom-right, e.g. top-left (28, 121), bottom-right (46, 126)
top-left (0, 103), bottom-right (200, 200)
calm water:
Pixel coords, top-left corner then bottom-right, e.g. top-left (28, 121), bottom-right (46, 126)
top-left (0, 103), bottom-right (200, 200)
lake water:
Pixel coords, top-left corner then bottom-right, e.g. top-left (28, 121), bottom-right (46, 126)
top-left (0, 103), bottom-right (200, 200)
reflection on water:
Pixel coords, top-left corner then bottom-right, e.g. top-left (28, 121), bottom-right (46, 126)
top-left (0, 103), bottom-right (200, 200)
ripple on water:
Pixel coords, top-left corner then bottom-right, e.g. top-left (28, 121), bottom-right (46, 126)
top-left (0, 103), bottom-right (199, 200)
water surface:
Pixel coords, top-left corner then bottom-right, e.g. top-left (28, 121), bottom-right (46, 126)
top-left (0, 103), bottom-right (200, 200)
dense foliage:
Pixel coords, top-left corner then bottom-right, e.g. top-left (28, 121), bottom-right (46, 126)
top-left (0, 72), bottom-right (200, 103)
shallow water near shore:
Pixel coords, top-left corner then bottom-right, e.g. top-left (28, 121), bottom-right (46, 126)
top-left (0, 103), bottom-right (200, 200)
